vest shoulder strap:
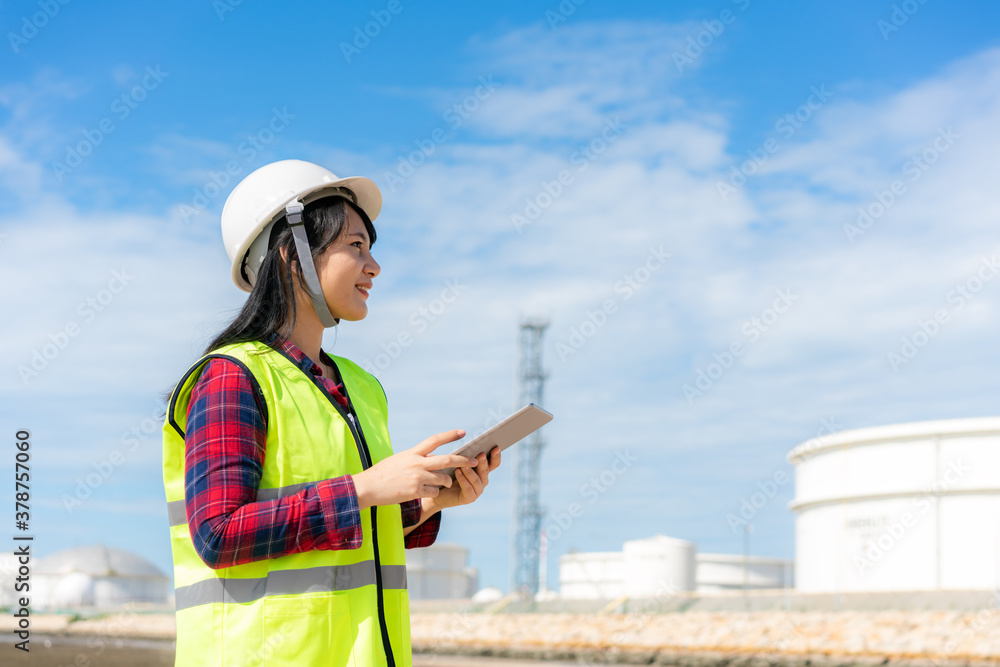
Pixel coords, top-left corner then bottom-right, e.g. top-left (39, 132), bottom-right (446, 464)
top-left (166, 350), bottom-right (268, 440)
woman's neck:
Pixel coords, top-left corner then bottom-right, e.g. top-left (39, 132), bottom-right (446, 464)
top-left (285, 309), bottom-right (327, 375)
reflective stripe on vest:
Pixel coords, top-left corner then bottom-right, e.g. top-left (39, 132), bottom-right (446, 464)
top-left (162, 340), bottom-right (411, 667)
top-left (174, 563), bottom-right (408, 610)
top-left (166, 482), bottom-right (317, 527)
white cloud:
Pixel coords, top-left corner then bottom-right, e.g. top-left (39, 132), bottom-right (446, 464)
top-left (463, 21), bottom-right (695, 139)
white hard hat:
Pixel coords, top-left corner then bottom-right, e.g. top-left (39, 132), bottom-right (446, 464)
top-left (221, 159), bottom-right (382, 293)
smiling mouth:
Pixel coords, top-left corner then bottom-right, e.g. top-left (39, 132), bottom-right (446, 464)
top-left (356, 285), bottom-right (370, 295)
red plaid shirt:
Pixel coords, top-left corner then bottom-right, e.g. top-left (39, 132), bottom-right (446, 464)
top-left (184, 334), bottom-right (439, 569)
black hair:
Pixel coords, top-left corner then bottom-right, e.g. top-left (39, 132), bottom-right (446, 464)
top-left (160, 196), bottom-right (376, 409)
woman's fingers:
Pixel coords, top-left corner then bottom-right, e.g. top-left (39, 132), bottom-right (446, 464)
top-left (401, 440), bottom-right (501, 507)
top-left (473, 453), bottom-right (489, 481)
top-left (476, 459), bottom-right (490, 488)
top-left (456, 466), bottom-right (478, 499)
top-left (465, 459), bottom-right (487, 495)
top-left (424, 453), bottom-right (475, 470)
top-left (413, 429), bottom-right (466, 456)
top-left (426, 470), bottom-right (452, 489)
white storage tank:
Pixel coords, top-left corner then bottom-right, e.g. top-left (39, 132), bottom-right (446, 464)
top-left (695, 553), bottom-right (793, 592)
top-left (405, 543), bottom-right (478, 600)
top-left (788, 417), bottom-right (1000, 593)
top-left (558, 551), bottom-right (624, 599)
top-left (33, 544), bottom-right (169, 610)
top-left (622, 535), bottom-right (696, 596)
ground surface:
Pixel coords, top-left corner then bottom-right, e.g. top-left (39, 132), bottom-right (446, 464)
top-left (4, 609), bottom-right (1000, 665)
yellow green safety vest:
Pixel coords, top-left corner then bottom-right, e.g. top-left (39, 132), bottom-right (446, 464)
top-left (162, 340), bottom-right (411, 667)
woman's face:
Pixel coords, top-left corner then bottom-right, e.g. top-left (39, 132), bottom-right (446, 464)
top-left (314, 205), bottom-right (380, 322)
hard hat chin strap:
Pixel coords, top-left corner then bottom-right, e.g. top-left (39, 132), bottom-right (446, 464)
top-left (285, 202), bottom-right (340, 328)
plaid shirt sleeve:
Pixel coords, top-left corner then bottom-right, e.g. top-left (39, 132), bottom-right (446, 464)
top-left (184, 358), bottom-right (363, 569)
top-left (184, 356), bottom-right (440, 568)
top-left (401, 498), bottom-right (441, 548)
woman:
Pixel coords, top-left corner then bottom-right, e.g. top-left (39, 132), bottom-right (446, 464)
top-left (161, 159), bottom-right (498, 667)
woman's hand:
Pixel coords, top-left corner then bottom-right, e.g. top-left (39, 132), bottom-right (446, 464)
top-left (352, 429), bottom-right (475, 509)
top-left (424, 446), bottom-right (501, 514)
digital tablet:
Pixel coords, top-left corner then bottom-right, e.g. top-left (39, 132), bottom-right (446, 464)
top-left (436, 403), bottom-right (554, 480)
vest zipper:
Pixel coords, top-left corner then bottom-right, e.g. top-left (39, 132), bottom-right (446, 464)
top-left (346, 411), bottom-right (397, 667)
top-left (345, 413), bottom-right (372, 466)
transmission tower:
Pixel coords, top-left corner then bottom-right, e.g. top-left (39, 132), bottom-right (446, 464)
top-left (510, 318), bottom-right (549, 597)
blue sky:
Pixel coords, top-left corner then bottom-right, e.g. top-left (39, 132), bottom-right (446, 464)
top-left (2, 0), bottom-right (1000, 592)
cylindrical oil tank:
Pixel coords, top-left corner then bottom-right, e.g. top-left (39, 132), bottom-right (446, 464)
top-left (788, 417), bottom-right (1000, 592)
top-left (32, 545), bottom-right (170, 610)
top-left (622, 535), bottom-right (696, 596)
top-left (405, 543), bottom-right (478, 600)
top-left (558, 551), bottom-right (624, 599)
top-left (695, 553), bottom-right (794, 592)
